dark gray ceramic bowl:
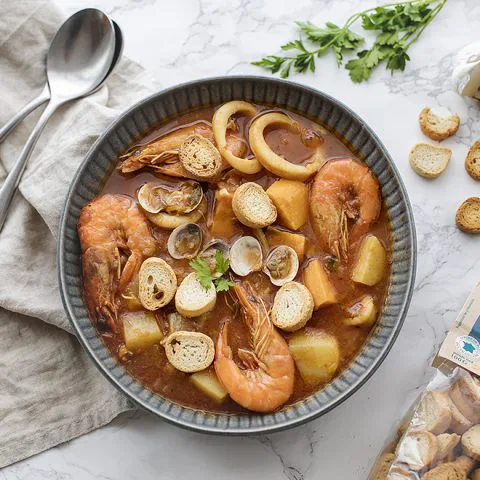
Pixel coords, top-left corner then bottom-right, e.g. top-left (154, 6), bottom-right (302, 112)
top-left (58, 76), bottom-right (416, 434)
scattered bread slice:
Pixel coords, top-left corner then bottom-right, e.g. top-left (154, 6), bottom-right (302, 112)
top-left (415, 390), bottom-right (452, 434)
top-left (450, 373), bottom-right (480, 422)
top-left (456, 197), bottom-right (480, 233)
top-left (465, 141), bottom-right (480, 180)
top-left (419, 107), bottom-right (460, 141)
top-left (175, 272), bottom-right (217, 318)
top-left (138, 257), bottom-right (177, 311)
top-left (370, 452), bottom-right (395, 480)
top-left (163, 330), bottom-right (214, 373)
top-left (232, 182), bottom-right (277, 228)
top-left (396, 430), bottom-right (438, 471)
top-left (409, 143), bottom-right (452, 178)
top-left (271, 282), bottom-right (314, 332)
top-left (449, 396), bottom-right (474, 434)
top-left (422, 463), bottom-right (467, 480)
top-left (179, 134), bottom-right (223, 180)
top-left (462, 425), bottom-right (480, 461)
top-left (436, 433), bottom-right (461, 462)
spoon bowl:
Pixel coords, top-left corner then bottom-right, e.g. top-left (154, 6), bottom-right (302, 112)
top-left (47, 9), bottom-right (116, 100)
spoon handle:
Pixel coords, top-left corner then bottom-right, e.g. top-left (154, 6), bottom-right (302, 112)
top-left (0, 84), bottom-right (51, 143)
top-left (0, 100), bottom-right (59, 231)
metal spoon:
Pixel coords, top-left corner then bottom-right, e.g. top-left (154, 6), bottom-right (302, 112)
top-left (0, 20), bottom-right (123, 143)
top-left (0, 9), bottom-right (116, 230)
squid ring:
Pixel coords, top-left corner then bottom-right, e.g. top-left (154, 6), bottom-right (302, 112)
top-left (146, 198), bottom-right (207, 230)
top-left (249, 113), bottom-right (324, 181)
top-left (212, 101), bottom-right (263, 175)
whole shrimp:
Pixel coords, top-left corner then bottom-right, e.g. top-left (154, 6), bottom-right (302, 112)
top-left (310, 158), bottom-right (381, 260)
top-left (119, 121), bottom-right (246, 178)
top-left (78, 194), bottom-right (156, 332)
top-left (215, 282), bottom-right (294, 412)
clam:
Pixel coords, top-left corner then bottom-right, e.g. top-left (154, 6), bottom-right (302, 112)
top-left (137, 180), bottom-right (203, 215)
top-left (200, 239), bottom-right (230, 278)
top-left (230, 236), bottom-right (263, 277)
top-left (264, 246), bottom-right (299, 286)
top-left (167, 223), bottom-right (202, 260)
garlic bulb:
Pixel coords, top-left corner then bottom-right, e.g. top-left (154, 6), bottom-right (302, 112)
top-left (452, 41), bottom-right (480, 100)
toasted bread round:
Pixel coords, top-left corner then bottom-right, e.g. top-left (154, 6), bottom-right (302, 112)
top-left (465, 141), bottom-right (480, 181)
top-left (419, 107), bottom-right (460, 141)
top-left (175, 272), bottom-right (217, 318)
top-left (463, 425), bottom-right (480, 461)
top-left (272, 282), bottom-right (314, 332)
top-left (179, 134), bottom-right (223, 180)
top-left (409, 143), bottom-right (452, 178)
top-left (232, 182), bottom-right (277, 228)
top-left (416, 390), bottom-right (452, 434)
top-left (163, 331), bottom-right (214, 373)
top-left (450, 373), bottom-right (480, 422)
top-left (371, 452), bottom-right (395, 480)
top-left (396, 430), bottom-right (438, 471)
top-left (422, 463), bottom-right (467, 480)
top-left (454, 455), bottom-right (475, 475)
top-left (436, 433), bottom-right (460, 462)
top-left (138, 257), bottom-right (177, 311)
top-left (456, 197), bottom-right (480, 233)
top-left (449, 395), bottom-right (474, 434)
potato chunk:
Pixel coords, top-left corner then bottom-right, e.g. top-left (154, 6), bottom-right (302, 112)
top-left (344, 295), bottom-right (377, 326)
top-left (289, 331), bottom-right (340, 385)
top-left (122, 311), bottom-right (163, 352)
top-left (351, 235), bottom-right (387, 286)
top-left (122, 277), bottom-right (143, 311)
top-left (191, 370), bottom-right (228, 403)
top-left (266, 179), bottom-right (308, 230)
top-left (303, 259), bottom-right (337, 310)
top-left (265, 227), bottom-right (306, 262)
top-left (211, 188), bottom-right (241, 239)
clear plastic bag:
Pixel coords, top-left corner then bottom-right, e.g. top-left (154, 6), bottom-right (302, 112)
top-left (370, 284), bottom-right (480, 479)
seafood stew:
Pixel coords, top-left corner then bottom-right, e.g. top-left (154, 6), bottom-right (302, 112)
top-left (78, 101), bottom-right (392, 414)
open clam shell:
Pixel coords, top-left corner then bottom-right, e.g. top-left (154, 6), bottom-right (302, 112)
top-left (230, 236), bottom-right (263, 277)
top-left (167, 223), bottom-right (203, 260)
top-left (138, 180), bottom-right (203, 215)
top-left (264, 245), bottom-right (299, 286)
top-left (200, 239), bottom-right (230, 278)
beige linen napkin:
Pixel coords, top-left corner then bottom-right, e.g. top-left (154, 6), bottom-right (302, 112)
top-left (0, 0), bottom-right (157, 467)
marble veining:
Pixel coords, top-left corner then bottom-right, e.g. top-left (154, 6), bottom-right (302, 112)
top-left (3, 0), bottom-right (480, 478)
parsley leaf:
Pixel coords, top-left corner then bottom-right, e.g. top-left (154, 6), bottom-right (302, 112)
top-left (252, 0), bottom-right (447, 83)
top-left (189, 257), bottom-right (214, 290)
top-left (215, 250), bottom-right (230, 275)
top-left (190, 250), bottom-right (234, 292)
top-left (214, 277), bottom-right (235, 292)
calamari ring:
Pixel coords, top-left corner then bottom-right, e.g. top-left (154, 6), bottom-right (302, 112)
top-left (212, 101), bottom-right (263, 175)
top-left (146, 198), bottom-right (207, 230)
top-left (249, 113), bottom-right (324, 181)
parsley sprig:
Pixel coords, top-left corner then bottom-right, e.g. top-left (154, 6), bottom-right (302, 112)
top-left (252, 0), bottom-right (447, 83)
top-left (189, 250), bottom-right (235, 293)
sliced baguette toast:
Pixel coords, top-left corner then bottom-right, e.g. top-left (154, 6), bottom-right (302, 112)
top-left (179, 134), bottom-right (223, 180)
top-left (163, 331), bottom-right (214, 372)
top-left (272, 282), bottom-right (314, 332)
top-left (465, 141), bottom-right (480, 181)
top-left (462, 425), bottom-right (480, 461)
top-left (456, 197), bottom-right (480, 233)
top-left (138, 257), bottom-right (177, 310)
top-left (419, 107), bottom-right (460, 141)
top-left (175, 272), bottom-right (217, 318)
top-left (409, 143), bottom-right (452, 179)
top-left (232, 182), bottom-right (277, 228)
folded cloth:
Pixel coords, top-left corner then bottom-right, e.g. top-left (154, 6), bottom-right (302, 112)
top-left (0, 0), bottom-right (157, 467)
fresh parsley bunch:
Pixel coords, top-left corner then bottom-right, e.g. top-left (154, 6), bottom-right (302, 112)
top-left (189, 250), bottom-right (235, 292)
top-left (252, 0), bottom-right (447, 83)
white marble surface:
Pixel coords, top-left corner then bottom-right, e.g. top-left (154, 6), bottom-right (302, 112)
top-left (3, 0), bottom-right (480, 478)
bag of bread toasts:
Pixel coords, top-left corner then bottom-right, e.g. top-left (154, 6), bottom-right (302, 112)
top-left (370, 283), bottom-right (480, 479)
